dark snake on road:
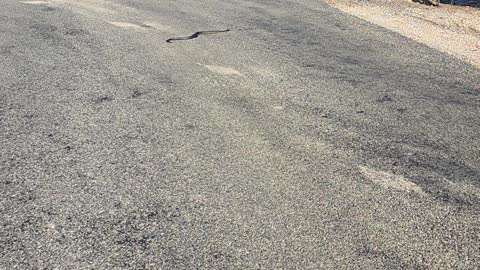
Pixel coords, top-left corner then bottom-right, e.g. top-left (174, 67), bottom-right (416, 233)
top-left (166, 29), bottom-right (230, 43)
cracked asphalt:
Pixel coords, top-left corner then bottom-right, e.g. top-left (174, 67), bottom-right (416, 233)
top-left (1, 0), bottom-right (479, 269)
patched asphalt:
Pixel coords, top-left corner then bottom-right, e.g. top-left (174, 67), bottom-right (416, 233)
top-left (1, 0), bottom-right (479, 269)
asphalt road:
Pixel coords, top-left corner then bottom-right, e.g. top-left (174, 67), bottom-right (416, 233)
top-left (1, 0), bottom-right (479, 269)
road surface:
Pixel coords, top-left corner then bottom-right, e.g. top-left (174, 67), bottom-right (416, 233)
top-left (1, 0), bottom-right (479, 269)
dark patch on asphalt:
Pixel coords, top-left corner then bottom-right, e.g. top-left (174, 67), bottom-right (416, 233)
top-left (42, 7), bottom-right (56, 12)
top-left (461, 90), bottom-right (479, 96)
top-left (377, 95), bottom-right (393, 102)
top-left (431, 189), bottom-right (475, 207)
top-left (31, 23), bottom-right (58, 32)
top-left (93, 96), bottom-right (113, 104)
top-left (313, 105), bottom-right (480, 208)
top-left (368, 141), bottom-right (480, 207)
top-left (64, 29), bottom-right (87, 36)
top-left (225, 96), bottom-right (260, 116)
top-left (208, 251), bottom-right (233, 262)
top-left (357, 243), bottom-right (421, 269)
top-left (336, 55), bottom-right (363, 68)
top-left (396, 108), bottom-right (407, 113)
top-left (334, 22), bottom-right (347, 31)
top-left (184, 123), bottom-right (196, 130)
top-left (157, 76), bottom-right (174, 85)
top-left (60, 205), bottom-right (186, 266)
top-left (166, 29), bottom-right (230, 43)
top-left (131, 89), bottom-right (144, 98)
top-left (30, 23), bottom-right (58, 40)
top-left (0, 45), bottom-right (15, 55)
top-left (330, 74), bottom-right (364, 87)
top-left (417, 93), bottom-right (469, 106)
top-left (311, 107), bottom-right (324, 115)
top-left (114, 232), bottom-right (156, 251)
top-left (404, 153), bottom-right (480, 185)
top-left (445, 97), bottom-right (466, 106)
top-left (136, 22), bottom-right (154, 29)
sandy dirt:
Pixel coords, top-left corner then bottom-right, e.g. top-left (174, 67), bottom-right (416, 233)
top-left (321, 0), bottom-right (480, 68)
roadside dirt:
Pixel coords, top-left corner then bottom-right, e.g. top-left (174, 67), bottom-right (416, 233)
top-left (321, 0), bottom-right (480, 68)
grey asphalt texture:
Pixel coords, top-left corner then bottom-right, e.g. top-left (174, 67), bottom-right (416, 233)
top-left (1, 0), bottom-right (479, 269)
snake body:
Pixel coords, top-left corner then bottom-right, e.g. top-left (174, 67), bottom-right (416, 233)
top-left (166, 29), bottom-right (230, 43)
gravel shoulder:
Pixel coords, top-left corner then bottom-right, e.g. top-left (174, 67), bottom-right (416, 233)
top-left (321, 0), bottom-right (480, 68)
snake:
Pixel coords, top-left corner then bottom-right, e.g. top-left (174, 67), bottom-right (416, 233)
top-left (166, 29), bottom-right (231, 43)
